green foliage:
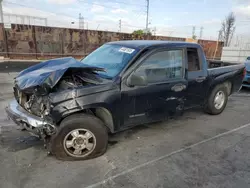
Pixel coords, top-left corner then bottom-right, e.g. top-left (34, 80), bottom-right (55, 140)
top-left (192, 35), bottom-right (197, 40)
top-left (132, 30), bottom-right (144, 35)
top-left (132, 29), bottom-right (152, 36)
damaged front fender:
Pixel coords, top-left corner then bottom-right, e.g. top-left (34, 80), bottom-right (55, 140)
top-left (48, 83), bottom-right (120, 125)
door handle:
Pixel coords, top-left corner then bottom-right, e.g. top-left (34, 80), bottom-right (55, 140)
top-left (195, 76), bottom-right (206, 83)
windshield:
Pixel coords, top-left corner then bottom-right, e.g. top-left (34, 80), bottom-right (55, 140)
top-left (81, 44), bottom-right (139, 78)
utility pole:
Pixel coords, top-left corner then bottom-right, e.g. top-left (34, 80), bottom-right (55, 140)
top-left (119, 19), bottom-right (121, 33)
top-left (79, 13), bottom-right (84, 29)
top-left (192, 26), bottom-right (196, 39)
top-left (235, 35), bottom-right (239, 47)
top-left (0, 0), bottom-right (3, 23)
top-left (145, 0), bottom-right (149, 33)
top-left (199, 26), bottom-right (203, 39)
top-left (96, 24), bottom-right (100, 30)
top-left (152, 26), bottom-right (156, 36)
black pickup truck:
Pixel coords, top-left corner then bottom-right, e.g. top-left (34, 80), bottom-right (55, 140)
top-left (6, 40), bottom-right (245, 160)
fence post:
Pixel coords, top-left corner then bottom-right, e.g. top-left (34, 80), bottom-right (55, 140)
top-left (2, 24), bottom-right (9, 58)
top-left (32, 25), bottom-right (38, 59)
top-left (61, 29), bottom-right (65, 56)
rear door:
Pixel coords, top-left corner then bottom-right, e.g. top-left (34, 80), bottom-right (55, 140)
top-left (185, 47), bottom-right (209, 107)
top-left (121, 48), bottom-right (188, 127)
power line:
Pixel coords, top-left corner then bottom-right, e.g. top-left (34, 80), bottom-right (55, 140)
top-left (4, 0), bottom-right (147, 30)
top-left (96, 0), bottom-right (146, 7)
top-left (4, 13), bottom-right (47, 26)
top-left (4, 1), bottom-right (79, 20)
top-left (3, 0), bottom-right (207, 37)
top-left (159, 29), bottom-right (192, 35)
top-left (4, 1), bottom-right (143, 20)
top-left (123, 23), bottom-right (145, 29)
top-left (77, 0), bottom-right (142, 13)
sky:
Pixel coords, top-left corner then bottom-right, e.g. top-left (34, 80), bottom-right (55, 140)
top-left (2, 0), bottom-right (250, 43)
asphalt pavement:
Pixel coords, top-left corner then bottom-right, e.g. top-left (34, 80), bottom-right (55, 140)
top-left (1, 68), bottom-right (250, 188)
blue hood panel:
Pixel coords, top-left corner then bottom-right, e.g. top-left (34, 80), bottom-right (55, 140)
top-left (15, 57), bottom-right (104, 91)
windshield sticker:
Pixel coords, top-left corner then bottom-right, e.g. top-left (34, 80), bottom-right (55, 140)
top-left (119, 47), bottom-right (135, 54)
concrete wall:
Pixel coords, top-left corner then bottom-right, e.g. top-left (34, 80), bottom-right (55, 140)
top-left (221, 47), bottom-right (250, 63)
top-left (0, 24), bottom-right (223, 60)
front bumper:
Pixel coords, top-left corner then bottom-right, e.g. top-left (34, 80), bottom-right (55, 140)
top-left (5, 99), bottom-right (55, 137)
top-left (243, 75), bottom-right (250, 88)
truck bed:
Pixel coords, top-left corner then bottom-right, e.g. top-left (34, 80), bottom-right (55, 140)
top-left (207, 59), bottom-right (240, 68)
top-left (208, 63), bottom-right (244, 76)
top-left (207, 60), bottom-right (245, 93)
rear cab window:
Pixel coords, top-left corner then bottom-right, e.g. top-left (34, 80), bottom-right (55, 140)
top-left (187, 48), bottom-right (202, 72)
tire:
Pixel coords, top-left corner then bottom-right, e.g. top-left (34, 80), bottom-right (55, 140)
top-left (204, 84), bottom-right (228, 115)
top-left (50, 113), bottom-right (108, 161)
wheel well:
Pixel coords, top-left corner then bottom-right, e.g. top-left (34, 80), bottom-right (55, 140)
top-left (58, 107), bottom-right (115, 133)
top-left (92, 107), bottom-right (114, 133)
top-left (209, 81), bottom-right (232, 96)
top-left (222, 81), bottom-right (232, 95)
top-left (205, 81), bottom-right (232, 105)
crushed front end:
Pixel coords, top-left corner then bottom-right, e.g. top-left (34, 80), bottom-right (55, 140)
top-left (6, 83), bottom-right (57, 138)
top-left (5, 57), bottom-right (105, 139)
top-left (5, 99), bottom-right (56, 138)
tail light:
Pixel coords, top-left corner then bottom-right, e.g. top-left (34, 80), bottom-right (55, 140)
top-left (243, 68), bottom-right (246, 79)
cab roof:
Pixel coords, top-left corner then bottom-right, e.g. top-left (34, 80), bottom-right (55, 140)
top-left (107, 40), bottom-right (201, 49)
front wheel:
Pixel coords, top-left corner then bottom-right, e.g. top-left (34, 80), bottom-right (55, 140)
top-left (50, 113), bottom-right (108, 161)
top-left (204, 84), bottom-right (228, 115)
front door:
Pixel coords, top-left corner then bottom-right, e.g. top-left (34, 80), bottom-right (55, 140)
top-left (121, 48), bottom-right (187, 127)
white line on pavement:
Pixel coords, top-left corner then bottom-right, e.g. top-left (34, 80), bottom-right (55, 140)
top-left (85, 122), bottom-right (250, 188)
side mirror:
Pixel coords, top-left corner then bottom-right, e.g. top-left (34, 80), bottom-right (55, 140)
top-left (127, 73), bottom-right (147, 87)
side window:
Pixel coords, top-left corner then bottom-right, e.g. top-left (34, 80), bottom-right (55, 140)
top-left (135, 50), bottom-right (183, 83)
top-left (187, 48), bottom-right (201, 71)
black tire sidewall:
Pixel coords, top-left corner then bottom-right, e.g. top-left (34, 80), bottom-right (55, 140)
top-left (206, 85), bottom-right (228, 115)
top-left (51, 114), bottom-right (108, 160)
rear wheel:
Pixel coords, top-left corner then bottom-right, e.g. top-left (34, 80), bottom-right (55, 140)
top-left (204, 84), bottom-right (228, 115)
top-left (50, 113), bottom-right (108, 160)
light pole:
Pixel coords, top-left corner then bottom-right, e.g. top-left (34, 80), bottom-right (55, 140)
top-left (0, 0), bottom-right (4, 24)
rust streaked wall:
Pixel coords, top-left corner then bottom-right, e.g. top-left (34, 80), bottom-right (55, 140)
top-left (198, 39), bottom-right (223, 59)
top-left (5, 24), bottom-right (36, 59)
top-left (0, 24), bottom-right (5, 54)
top-left (0, 24), bottom-right (223, 60)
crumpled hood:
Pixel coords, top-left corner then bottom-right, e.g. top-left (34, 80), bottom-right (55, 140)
top-left (15, 57), bottom-right (104, 91)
